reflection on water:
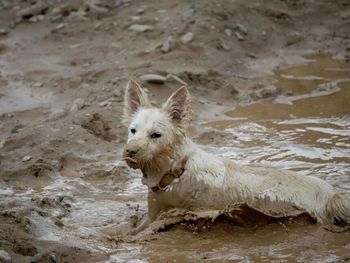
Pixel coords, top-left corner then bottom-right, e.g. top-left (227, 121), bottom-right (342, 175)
top-left (204, 54), bottom-right (350, 191)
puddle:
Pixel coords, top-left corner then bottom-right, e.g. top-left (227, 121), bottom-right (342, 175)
top-left (1, 54), bottom-right (349, 262)
top-left (204, 54), bottom-right (350, 191)
top-left (138, 54), bottom-right (350, 262)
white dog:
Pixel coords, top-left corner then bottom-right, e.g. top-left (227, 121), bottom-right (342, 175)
top-left (122, 80), bottom-right (350, 231)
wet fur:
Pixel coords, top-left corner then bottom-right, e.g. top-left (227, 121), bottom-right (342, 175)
top-left (123, 80), bottom-right (350, 231)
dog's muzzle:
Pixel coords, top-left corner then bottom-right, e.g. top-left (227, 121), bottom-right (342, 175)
top-left (122, 146), bottom-right (141, 169)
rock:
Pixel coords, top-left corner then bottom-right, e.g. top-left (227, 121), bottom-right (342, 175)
top-left (136, 8), bottom-right (145, 14)
top-left (0, 27), bottom-right (9, 36)
top-left (230, 87), bottom-right (239, 97)
top-left (71, 98), bottom-right (86, 112)
top-left (160, 36), bottom-right (174, 53)
top-left (235, 31), bottom-right (244, 41)
top-left (128, 24), bottom-right (153, 32)
top-left (0, 250), bottom-right (11, 263)
top-left (55, 23), bottom-right (65, 30)
top-left (113, 89), bottom-right (122, 97)
top-left (183, 7), bottom-right (195, 19)
top-left (220, 38), bottom-right (232, 51)
top-left (22, 155), bottom-right (32, 162)
top-left (236, 23), bottom-right (248, 35)
top-left (33, 82), bottom-right (43, 87)
top-left (115, 0), bottom-right (124, 8)
top-left (99, 100), bottom-right (113, 107)
top-left (87, 0), bottom-right (109, 13)
top-left (17, 1), bottom-right (48, 20)
top-left (139, 74), bottom-right (166, 84)
top-left (67, 10), bottom-right (87, 22)
top-left (260, 85), bottom-right (278, 98)
top-left (180, 32), bottom-right (194, 44)
top-left (224, 28), bottom-right (232, 37)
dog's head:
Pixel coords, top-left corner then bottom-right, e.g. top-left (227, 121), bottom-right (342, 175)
top-left (122, 80), bottom-right (191, 186)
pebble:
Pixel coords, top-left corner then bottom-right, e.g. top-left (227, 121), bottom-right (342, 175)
top-left (128, 24), bottom-right (153, 32)
top-left (55, 23), bottom-right (65, 30)
top-left (236, 23), bottom-right (248, 35)
top-left (220, 38), bottom-right (232, 51)
top-left (115, 0), bottom-right (124, 8)
top-left (0, 250), bottom-right (11, 263)
top-left (224, 28), bottom-right (232, 37)
top-left (113, 89), bottom-right (122, 97)
top-left (0, 27), bottom-right (10, 36)
top-left (139, 74), bottom-right (166, 84)
top-left (17, 0), bottom-right (48, 19)
top-left (235, 31), bottom-right (244, 41)
top-left (136, 8), bottom-right (145, 14)
top-left (33, 82), bottom-right (43, 87)
top-left (99, 100), bottom-right (113, 107)
top-left (87, 0), bottom-right (109, 13)
top-left (180, 32), bottom-right (194, 44)
top-left (183, 7), bottom-right (195, 19)
top-left (71, 98), bottom-right (86, 112)
top-left (22, 155), bottom-right (32, 162)
top-left (160, 36), bottom-right (174, 53)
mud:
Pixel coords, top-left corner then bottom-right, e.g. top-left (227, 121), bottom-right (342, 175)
top-left (0, 0), bottom-right (350, 262)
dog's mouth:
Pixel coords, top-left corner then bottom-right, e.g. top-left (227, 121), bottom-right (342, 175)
top-left (122, 156), bottom-right (140, 169)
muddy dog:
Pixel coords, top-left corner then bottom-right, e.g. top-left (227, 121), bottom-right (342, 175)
top-left (122, 80), bottom-right (350, 232)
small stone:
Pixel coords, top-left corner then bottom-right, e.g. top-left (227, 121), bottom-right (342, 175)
top-left (67, 10), bottom-right (87, 22)
top-left (115, 0), bottom-right (124, 7)
top-left (224, 28), bottom-right (232, 37)
top-left (160, 36), bottom-right (174, 53)
top-left (87, 0), bottom-right (109, 13)
top-left (180, 32), bottom-right (194, 44)
top-left (128, 24), bottom-right (153, 32)
top-left (136, 8), bottom-right (145, 14)
top-left (235, 31), bottom-right (244, 41)
top-left (0, 139), bottom-right (6, 148)
top-left (71, 98), bottom-right (85, 112)
top-left (55, 23), bottom-right (65, 30)
top-left (33, 82), bottom-right (43, 87)
top-left (17, 0), bottom-right (48, 19)
top-left (139, 74), bottom-right (166, 84)
top-left (220, 38), bottom-right (232, 51)
top-left (0, 250), bottom-right (11, 263)
top-left (70, 43), bottom-right (82, 49)
top-left (22, 155), bottom-right (32, 162)
top-left (113, 89), bottom-right (122, 97)
top-left (99, 100), bottom-right (112, 107)
top-left (236, 23), bottom-right (248, 35)
top-left (0, 27), bottom-right (10, 36)
top-left (183, 7), bottom-right (195, 19)
top-left (230, 87), bottom-right (239, 96)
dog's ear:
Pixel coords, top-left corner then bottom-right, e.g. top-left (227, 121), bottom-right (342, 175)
top-left (163, 86), bottom-right (191, 127)
top-left (123, 80), bottom-right (150, 125)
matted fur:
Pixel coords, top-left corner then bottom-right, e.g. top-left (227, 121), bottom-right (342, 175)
top-left (122, 80), bottom-right (350, 228)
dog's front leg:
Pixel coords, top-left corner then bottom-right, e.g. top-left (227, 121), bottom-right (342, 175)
top-left (129, 192), bottom-right (161, 235)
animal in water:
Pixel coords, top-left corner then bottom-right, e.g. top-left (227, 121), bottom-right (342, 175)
top-left (122, 80), bottom-right (350, 232)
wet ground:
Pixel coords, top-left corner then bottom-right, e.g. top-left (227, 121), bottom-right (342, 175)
top-left (1, 0), bottom-right (350, 262)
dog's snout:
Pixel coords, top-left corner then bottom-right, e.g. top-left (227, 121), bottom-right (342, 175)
top-left (126, 147), bottom-right (139, 156)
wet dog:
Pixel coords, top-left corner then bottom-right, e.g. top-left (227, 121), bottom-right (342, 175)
top-left (122, 80), bottom-right (350, 232)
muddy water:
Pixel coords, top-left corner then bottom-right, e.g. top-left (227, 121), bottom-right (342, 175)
top-left (1, 54), bottom-right (350, 263)
top-left (137, 54), bottom-right (350, 262)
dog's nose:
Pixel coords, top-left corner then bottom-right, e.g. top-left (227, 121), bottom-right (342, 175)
top-left (126, 148), bottom-right (139, 156)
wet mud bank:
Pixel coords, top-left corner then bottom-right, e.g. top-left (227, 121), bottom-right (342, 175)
top-left (1, 0), bottom-right (350, 262)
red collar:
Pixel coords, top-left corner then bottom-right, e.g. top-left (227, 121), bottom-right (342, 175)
top-left (151, 156), bottom-right (189, 192)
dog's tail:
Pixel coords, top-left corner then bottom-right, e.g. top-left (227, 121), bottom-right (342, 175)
top-left (326, 192), bottom-right (350, 225)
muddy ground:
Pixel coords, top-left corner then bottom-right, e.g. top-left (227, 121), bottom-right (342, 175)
top-left (0, 0), bottom-right (350, 262)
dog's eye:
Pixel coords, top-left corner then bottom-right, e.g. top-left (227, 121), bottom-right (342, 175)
top-left (130, 128), bottom-right (136, 134)
top-left (150, 132), bottom-right (162, 139)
